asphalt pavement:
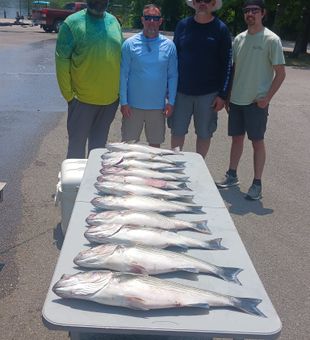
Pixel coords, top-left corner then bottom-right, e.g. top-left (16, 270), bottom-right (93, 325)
top-left (0, 24), bottom-right (309, 340)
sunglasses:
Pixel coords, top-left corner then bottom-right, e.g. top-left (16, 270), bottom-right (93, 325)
top-left (243, 7), bottom-right (261, 14)
top-left (143, 15), bottom-right (161, 22)
top-left (195, 0), bottom-right (213, 4)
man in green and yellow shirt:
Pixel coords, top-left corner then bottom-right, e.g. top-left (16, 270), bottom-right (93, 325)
top-left (55, 0), bottom-right (122, 158)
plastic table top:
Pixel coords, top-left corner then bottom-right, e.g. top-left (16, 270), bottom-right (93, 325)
top-left (42, 148), bottom-right (282, 339)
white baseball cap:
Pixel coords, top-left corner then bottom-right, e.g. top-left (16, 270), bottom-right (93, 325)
top-left (186, 0), bottom-right (223, 11)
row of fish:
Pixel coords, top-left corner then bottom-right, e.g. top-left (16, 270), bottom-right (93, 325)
top-left (53, 142), bottom-right (264, 317)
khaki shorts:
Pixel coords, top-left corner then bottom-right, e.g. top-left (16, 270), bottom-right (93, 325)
top-left (121, 108), bottom-right (165, 144)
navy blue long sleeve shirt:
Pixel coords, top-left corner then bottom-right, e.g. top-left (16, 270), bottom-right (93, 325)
top-left (174, 16), bottom-right (232, 99)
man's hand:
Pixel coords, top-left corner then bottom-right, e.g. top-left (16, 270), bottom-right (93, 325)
top-left (255, 97), bottom-right (269, 109)
top-left (164, 103), bottom-right (174, 118)
top-left (121, 104), bottom-right (132, 118)
top-left (212, 96), bottom-right (225, 112)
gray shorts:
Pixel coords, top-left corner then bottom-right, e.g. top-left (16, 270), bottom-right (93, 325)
top-left (228, 102), bottom-right (269, 141)
top-left (121, 107), bottom-right (165, 145)
top-left (168, 92), bottom-right (218, 139)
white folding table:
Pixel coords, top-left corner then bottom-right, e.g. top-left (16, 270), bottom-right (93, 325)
top-left (42, 149), bottom-right (282, 339)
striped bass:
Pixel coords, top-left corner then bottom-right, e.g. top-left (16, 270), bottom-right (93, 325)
top-left (102, 151), bottom-right (186, 166)
top-left (106, 142), bottom-right (179, 156)
top-left (101, 158), bottom-right (185, 173)
top-left (84, 224), bottom-right (225, 250)
top-left (100, 166), bottom-right (189, 182)
top-left (86, 210), bottom-right (210, 234)
top-left (91, 195), bottom-right (204, 214)
top-left (53, 271), bottom-right (265, 316)
top-left (97, 175), bottom-right (191, 191)
top-left (74, 244), bottom-right (242, 284)
top-left (94, 181), bottom-right (194, 202)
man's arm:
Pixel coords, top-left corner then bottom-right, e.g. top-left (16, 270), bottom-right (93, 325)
top-left (120, 41), bottom-right (132, 118)
top-left (165, 42), bottom-right (178, 118)
top-left (256, 64), bottom-right (286, 109)
top-left (55, 23), bottom-right (75, 102)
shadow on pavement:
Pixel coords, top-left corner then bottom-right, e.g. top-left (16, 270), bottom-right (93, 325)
top-left (53, 223), bottom-right (64, 250)
top-left (218, 186), bottom-right (274, 216)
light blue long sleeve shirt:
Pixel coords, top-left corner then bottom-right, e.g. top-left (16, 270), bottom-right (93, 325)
top-left (120, 32), bottom-right (178, 109)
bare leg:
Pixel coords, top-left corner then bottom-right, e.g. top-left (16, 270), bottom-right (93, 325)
top-left (252, 139), bottom-right (266, 180)
top-left (229, 135), bottom-right (245, 170)
top-left (171, 135), bottom-right (185, 151)
top-left (196, 137), bottom-right (211, 158)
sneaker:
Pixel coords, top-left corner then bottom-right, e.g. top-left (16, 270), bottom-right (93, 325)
top-left (246, 184), bottom-right (262, 200)
top-left (216, 172), bottom-right (239, 188)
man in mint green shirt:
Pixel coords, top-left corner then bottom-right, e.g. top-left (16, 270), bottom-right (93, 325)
top-left (55, 0), bottom-right (122, 158)
top-left (216, 0), bottom-right (285, 200)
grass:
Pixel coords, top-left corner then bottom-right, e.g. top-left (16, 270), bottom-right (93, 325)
top-left (284, 51), bottom-right (310, 68)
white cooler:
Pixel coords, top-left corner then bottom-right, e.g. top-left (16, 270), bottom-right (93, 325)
top-left (55, 159), bottom-right (87, 235)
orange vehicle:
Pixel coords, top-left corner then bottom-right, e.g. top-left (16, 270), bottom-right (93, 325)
top-left (32, 1), bottom-right (87, 33)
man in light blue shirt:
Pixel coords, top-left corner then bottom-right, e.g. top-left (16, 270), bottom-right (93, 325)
top-left (120, 4), bottom-right (178, 147)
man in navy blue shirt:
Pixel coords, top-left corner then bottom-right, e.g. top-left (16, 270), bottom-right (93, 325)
top-left (168, 0), bottom-right (232, 158)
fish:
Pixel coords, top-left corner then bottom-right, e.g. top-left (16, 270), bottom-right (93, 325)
top-left (100, 166), bottom-right (189, 182)
top-left (52, 271), bottom-right (265, 316)
top-left (86, 210), bottom-right (210, 234)
top-left (96, 175), bottom-right (191, 191)
top-left (101, 157), bottom-right (185, 173)
top-left (84, 224), bottom-right (225, 250)
top-left (102, 151), bottom-right (186, 167)
top-left (91, 195), bottom-right (204, 214)
top-left (106, 142), bottom-right (179, 156)
top-left (94, 181), bottom-right (194, 202)
top-left (74, 244), bottom-right (242, 284)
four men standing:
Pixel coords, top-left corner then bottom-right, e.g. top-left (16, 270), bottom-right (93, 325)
top-left (55, 0), bottom-right (286, 201)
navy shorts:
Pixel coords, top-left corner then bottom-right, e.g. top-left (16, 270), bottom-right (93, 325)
top-left (168, 92), bottom-right (218, 139)
top-left (228, 102), bottom-right (269, 141)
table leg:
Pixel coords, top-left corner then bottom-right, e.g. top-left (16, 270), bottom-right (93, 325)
top-left (69, 331), bottom-right (81, 340)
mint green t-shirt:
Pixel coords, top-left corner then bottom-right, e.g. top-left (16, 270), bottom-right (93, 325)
top-left (55, 10), bottom-right (122, 105)
top-left (230, 27), bottom-right (285, 105)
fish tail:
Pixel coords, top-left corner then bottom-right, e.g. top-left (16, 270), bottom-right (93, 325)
top-left (174, 161), bottom-right (186, 167)
top-left (177, 182), bottom-right (192, 191)
top-left (218, 267), bottom-right (243, 285)
top-left (193, 220), bottom-right (211, 234)
top-left (205, 238), bottom-right (227, 250)
top-left (232, 297), bottom-right (266, 317)
top-left (177, 195), bottom-right (195, 203)
top-left (190, 206), bottom-right (205, 214)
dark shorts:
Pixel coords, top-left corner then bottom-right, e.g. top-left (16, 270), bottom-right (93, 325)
top-left (168, 92), bottom-right (218, 139)
top-left (228, 102), bottom-right (269, 141)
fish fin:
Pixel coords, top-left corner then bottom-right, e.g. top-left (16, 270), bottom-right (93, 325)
top-left (232, 297), bottom-right (266, 317)
top-left (192, 220), bottom-right (211, 234)
top-left (178, 267), bottom-right (199, 274)
top-left (187, 303), bottom-right (209, 309)
top-left (161, 167), bottom-right (185, 173)
top-left (205, 238), bottom-right (227, 250)
top-left (129, 264), bottom-right (149, 275)
top-left (172, 146), bottom-right (182, 154)
top-left (177, 182), bottom-right (192, 191)
top-left (125, 297), bottom-right (150, 310)
top-left (218, 267), bottom-right (243, 285)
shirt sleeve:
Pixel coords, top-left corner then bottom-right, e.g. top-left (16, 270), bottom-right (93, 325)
top-left (269, 37), bottom-right (286, 66)
top-left (167, 42), bottom-right (178, 105)
top-left (120, 40), bottom-right (131, 106)
top-left (218, 25), bottom-right (233, 100)
top-left (55, 23), bottom-right (75, 102)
